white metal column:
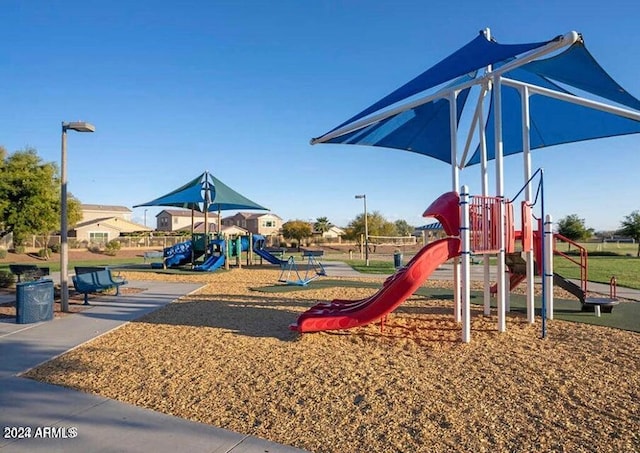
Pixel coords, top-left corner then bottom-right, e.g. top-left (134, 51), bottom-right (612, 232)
top-left (544, 215), bottom-right (554, 319)
top-left (461, 186), bottom-right (471, 343)
top-left (520, 85), bottom-right (536, 324)
top-left (449, 90), bottom-right (461, 323)
top-left (493, 75), bottom-right (506, 333)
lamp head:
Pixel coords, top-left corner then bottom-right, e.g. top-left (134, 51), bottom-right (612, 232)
top-left (63, 121), bottom-right (95, 133)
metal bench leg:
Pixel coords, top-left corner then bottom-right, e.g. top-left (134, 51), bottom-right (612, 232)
top-left (83, 293), bottom-right (91, 305)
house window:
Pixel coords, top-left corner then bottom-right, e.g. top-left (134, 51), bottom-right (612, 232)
top-left (262, 220), bottom-right (276, 227)
top-left (160, 218), bottom-right (168, 227)
top-left (89, 232), bottom-right (109, 245)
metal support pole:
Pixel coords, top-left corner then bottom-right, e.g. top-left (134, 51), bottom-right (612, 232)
top-left (364, 196), bottom-right (369, 267)
top-left (60, 125), bottom-right (69, 313)
top-left (544, 214), bottom-right (554, 320)
top-left (461, 185), bottom-right (471, 343)
top-left (521, 85), bottom-right (535, 324)
top-left (493, 76), bottom-right (506, 333)
top-left (449, 90), bottom-right (461, 323)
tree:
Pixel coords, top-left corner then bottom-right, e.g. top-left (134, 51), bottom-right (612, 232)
top-left (556, 214), bottom-right (592, 245)
top-left (618, 210), bottom-right (640, 257)
top-left (347, 211), bottom-right (396, 240)
top-left (313, 217), bottom-right (332, 234)
top-left (347, 211), bottom-right (397, 252)
top-left (282, 220), bottom-right (312, 250)
top-left (394, 219), bottom-right (414, 236)
top-left (0, 147), bottom-right (83, 247)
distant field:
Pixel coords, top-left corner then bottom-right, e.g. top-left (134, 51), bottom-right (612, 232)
top-left (555, 240), bottom-right (638, 255)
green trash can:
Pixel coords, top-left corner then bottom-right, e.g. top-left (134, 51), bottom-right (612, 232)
top-left (16, 279), bottom-right (54, 324)
top-left (393, 251), bottom-right (403, 269)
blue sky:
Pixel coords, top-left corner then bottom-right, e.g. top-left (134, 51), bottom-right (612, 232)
top-left (2, 0), bottom-right (639, 231)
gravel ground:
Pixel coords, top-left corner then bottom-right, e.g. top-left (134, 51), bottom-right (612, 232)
top-left (24, 268), bottom-right (640, 453)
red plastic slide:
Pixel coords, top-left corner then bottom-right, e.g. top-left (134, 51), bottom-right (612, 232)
top-left (289, 237), bottom-right (460, 333)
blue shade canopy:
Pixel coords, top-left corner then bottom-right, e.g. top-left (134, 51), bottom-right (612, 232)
top-left (467, 42), bottom-right (640, 165)
top-left (415, 222), bottom-right (443, 231)
top-left (323, 31), bottom-right (554, 136)
top-left (314, 31), bottom-right (640, 167)
top-left (134, 171), bottom-right (268, 213)
top-left (325, 75), bottom-right (474, 164)
top-left (521, 42), bottom-right (640, 110)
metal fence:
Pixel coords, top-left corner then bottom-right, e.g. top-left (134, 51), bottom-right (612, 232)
top-left (0, 234), bottom-right (188, 251)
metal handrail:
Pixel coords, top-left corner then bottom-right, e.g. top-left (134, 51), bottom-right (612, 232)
top-left (610, 276), bottom-right (617, 300)
top-left (553, 233), bottom-right (588, 294)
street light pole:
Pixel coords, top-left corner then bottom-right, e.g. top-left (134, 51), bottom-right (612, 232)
top-left (355, 194), bottom-right (369, 266)
top-left (60, 121), bottom-right (95, 312)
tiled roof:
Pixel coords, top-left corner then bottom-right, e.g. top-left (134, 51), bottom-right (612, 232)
top-left (81, 204), bottom-right (131, 212)
top-left (158, 209), bottom-right (205, 218)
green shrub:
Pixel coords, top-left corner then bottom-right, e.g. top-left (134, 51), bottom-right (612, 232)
top-left (0, 248), bottom-right (7, 259)
top-left (0, 270), bottom-right (15, 287)
top-left (37, 248), bottom-right (50, 259)
top-left (49, 243), bottom-right (61, 253)
top-left (564, 250), bottom-right (620, 257)
top-left (88, 244), bottom-right (102, 254)
top-left (104, 240), bottom-right (121, 256)
top-left (13, 245), bottom-right (25, 254)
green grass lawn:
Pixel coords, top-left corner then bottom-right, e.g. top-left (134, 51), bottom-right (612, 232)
top-left (346, 259), bottom-right (397, 274)
top-left (0, 256), bottom-right (147, 274)
top-left (553, 255), bottom-right (640, 289)
top-left (347, 251), bottom-right (640, 290)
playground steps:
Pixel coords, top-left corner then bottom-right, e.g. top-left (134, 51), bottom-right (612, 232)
top-left (553, 272), bottom-right (585, 303)
top-left (553, 272), bottom-right (619, 313)
top-left (505, 252), bottom-right (527, 274)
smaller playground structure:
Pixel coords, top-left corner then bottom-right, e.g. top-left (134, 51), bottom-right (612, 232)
top-left (156, 233), bottom-right (286, 271)
top-left (278, 250), bottom-right (326, 286)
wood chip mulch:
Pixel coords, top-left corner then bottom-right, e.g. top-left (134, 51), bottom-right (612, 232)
top-left (22, 269), bottom-right (640, 453)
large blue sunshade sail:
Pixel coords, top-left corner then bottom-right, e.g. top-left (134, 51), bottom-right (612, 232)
top-left (325, 74), bottom-right (474, 164)
top-left (466, 42), bottom-right (640, 165)
top-left (315, 31), bottom-right (640, 167)
top-left (318, 31), bottom-right (555, 138)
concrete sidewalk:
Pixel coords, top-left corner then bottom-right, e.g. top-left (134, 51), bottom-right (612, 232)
top-left (0, 280), bottom-right (308, 453)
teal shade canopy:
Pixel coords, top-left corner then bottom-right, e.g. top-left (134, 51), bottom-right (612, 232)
top-left (134, 171), bottom-right (268, 213)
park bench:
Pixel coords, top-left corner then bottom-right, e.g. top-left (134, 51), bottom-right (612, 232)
top-left (9, 264), bottom-right (50, 282)
top-left (72, 267), bottom-right (128, 305)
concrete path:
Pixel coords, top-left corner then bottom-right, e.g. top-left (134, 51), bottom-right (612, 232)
top-left (0, 280), bottom-right (308, 453)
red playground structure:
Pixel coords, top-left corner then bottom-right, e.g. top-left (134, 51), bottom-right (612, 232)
top-left (290, 192), bottom-right (461, 333)
top-left (290, 186), bottom-right (618, 341)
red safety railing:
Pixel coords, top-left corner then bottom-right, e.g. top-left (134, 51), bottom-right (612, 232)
top-left (469, 196), bottom-right (505, 254)
top-left (553, 234), bottom-right (588, 294)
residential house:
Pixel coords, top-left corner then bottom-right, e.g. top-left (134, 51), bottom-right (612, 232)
top-left (70, 204), bottom-right (151, 245)
top-left (155, 209), bottom-right (210, 232)
top-left (176, 222), bottom-right (248, 236)
top-left (81, 204), bottom-right (133, 222)
top-left (312, 225), bottom-right (346, 243)
top-left (221, 212), bottom-right (282, 237)
top-left (322, 225), bottom-right (345, 240)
